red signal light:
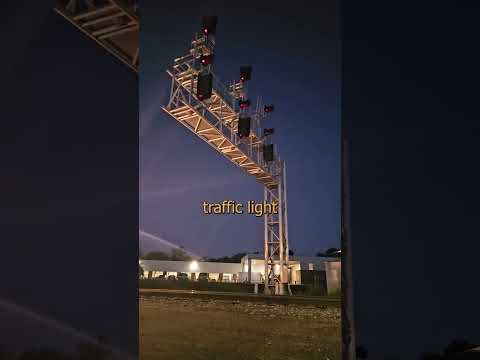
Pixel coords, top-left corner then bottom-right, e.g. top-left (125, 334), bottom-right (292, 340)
top-left (239, 66), bottom-right (252, 82)
top-left (239, 99), bottom-right (250, 109)
top-left (264, 105), bottom-right (274, 113)
top-left (199, 54), bottom-right (214, 66)
top-left (201, 16), bottom-right (217, 35)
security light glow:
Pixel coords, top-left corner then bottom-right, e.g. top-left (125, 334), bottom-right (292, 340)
top-left (189, 261), bottom-right (199, 271)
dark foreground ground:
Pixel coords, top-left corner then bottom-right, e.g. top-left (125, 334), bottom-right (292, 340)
top-left (140, 288), bottom-right (341, 306)
top-left (139, 294), bottom-right (341, 360)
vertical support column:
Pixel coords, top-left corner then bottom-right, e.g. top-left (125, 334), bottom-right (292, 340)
top-left (264, 186), bottom-right (270, 294)
top-left (278, 167), bottom-right (285, 295)
top-left (263, 163), bottom-right (289, 295)
top-left (283, 161), bottom-right (289, 262)
top-left (282, 161), bottom-right (292, 295)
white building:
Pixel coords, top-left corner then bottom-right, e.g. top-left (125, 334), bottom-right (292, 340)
top-left (240, 254), bottom-right (341, 291)
top-left (140, 259), bottom-right (242, 282)
top-left (139, 254), bottom-right (341, 293)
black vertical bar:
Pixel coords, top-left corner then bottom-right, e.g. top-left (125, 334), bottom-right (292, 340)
top-left (342, 137), bottom-right (356, 360)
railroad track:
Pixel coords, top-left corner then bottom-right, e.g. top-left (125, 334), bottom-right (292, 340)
top-left (139, 288), bottom-right (341, 307)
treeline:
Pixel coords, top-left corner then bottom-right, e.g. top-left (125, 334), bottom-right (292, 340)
top-left (140, 250), bottom-right (247, 263)
top-left (204, 252), bottom-right (246, 263)
top-left (140, 248), bottom-right (192, 261)
top-left (140, 248), bottom-right (342, 262)
top-left (315, 248), bottom-right (341, 257)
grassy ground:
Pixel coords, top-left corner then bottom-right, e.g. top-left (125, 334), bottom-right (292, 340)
top-left (140, 296), bottom-right (341, 360)
top-left (139, 279), bottom-right (340, 298)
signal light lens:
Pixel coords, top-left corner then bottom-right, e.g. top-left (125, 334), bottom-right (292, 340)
top-left (264, 128), bottom-right (275, 136)
top-left (238, 116), bottom-right (251, 138)
top-left (239, 100), bottom-right (250, 109)
top-left (201, 16), bottom-right (217, 36)
top-left (240, 66), bottom-right (252, 82)
top-left (199, 54), bottom-right (214, 66)
top-left (264, 105), bottom-right (274, 113)
top-left (197, 73), bottom-right (213, 100)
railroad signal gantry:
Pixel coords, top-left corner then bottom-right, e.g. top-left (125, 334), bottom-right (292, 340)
top-left (161, 17), bottom-right (291, 295)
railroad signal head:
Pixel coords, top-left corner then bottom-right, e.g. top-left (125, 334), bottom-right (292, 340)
top-left (197, 73), bottom-right (213, 100)
top-left (263, 144), bottom-right (275, 162)
top-left (240, 66), bottom-right (252, 82)
top-left (239, 99), bottom-right (250, 109)
top-left (263, 128), bottom-right (275, 137)
top-left (238, 117), bottom-right (251, 138)
top-left (264, 105), bottom-right (274, 113)
top-left (201, 16), bottom-right (217, 35)
top-left (199, 54), bottom-right (214, 66)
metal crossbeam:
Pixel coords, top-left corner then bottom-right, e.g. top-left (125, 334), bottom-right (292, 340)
top-left (54, 0), bottom-right (139, 73)
top-left (162, 34), bottom-right (281, 188)
top-left (162, 98), bottom-right (278, 187)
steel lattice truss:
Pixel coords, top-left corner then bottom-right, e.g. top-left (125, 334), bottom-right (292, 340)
top-left (163, 32), bottom-right (290, 295)
top-left (162, 35), bottom-right (282, 188)
top-left (55, 0), bottom-right (139, 72)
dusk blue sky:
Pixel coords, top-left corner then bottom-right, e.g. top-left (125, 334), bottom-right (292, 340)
top-left (140, 1), bottom-right (340, 258)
